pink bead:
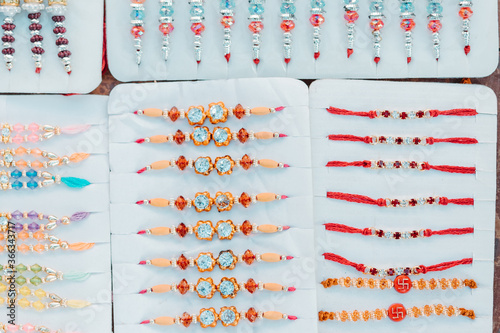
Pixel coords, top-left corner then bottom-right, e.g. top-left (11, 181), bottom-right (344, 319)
top-left (21, 324), bottom-right (35, 333)
top-left (159, 23), bottom-right (174, 35)
top-left (13, 123), bottom-right (25, 132)
top-left (344, 11), bottom-right (359, 22)
top-left (191, 22), bottom-right (205, 35)
top-left (309, 14), bottom-right (325, 27)
top-left (27, 133), bottom-right (39, 143)
top-left (28, 122), bottom-right (39, 132)
top-left (5, 324), bottom-right (19, 332)
top-left (131, 26), bottom-right (145, 38)
top-left (12, 134), bottom-right (24, 144)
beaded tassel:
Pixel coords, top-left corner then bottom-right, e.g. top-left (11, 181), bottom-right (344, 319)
top-left (22, 0), bottom-right (44, 73)
top-left (248, 0), bottom-right (264, 65)
top-left (0, 0), bottom-right (21, 71)
top-left (158, 0), bottom-right (173, 61)
top-left (369, 0), bottom-right (384, 64)
top-left (220, 0), bottom-right (235, 62)
top-left (189, 0), bottom-right (205, 64)
top-left (47, 0), bottom-right (71, 74)
top-left (309, 0), bottom-right (325, 59)
top-left (280, 0), bottom-right (296, 64)
top-left (343, 0), bottom-right (358, 58)
top-left (399, 0), bottom-right (415, 63)
top-left (427, 0), bottom-right (443, 60)
top-left (458, 0), bottom-right (473, 55)
top-left (130, 0), bottom-right (145, 65)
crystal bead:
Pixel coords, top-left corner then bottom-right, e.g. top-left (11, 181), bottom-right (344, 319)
top-left (199, 310), bottom-right (215, 326)
top-left (218, 250), bottom-right (235, 268)
top-left (219, 280), bottom-right (235, 296)
top-left (196, 280), bottom-right (212, 297)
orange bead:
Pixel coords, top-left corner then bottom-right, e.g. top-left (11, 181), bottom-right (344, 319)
top-left (15, 147), bottom-right (27, 155)
top-left (16, 159), bottom-right (27, 169)
top-left (17, 231), bottom-right (29, 240)
top-left (31, 160), bottom-right (43, 169)
top-left (17, 244), bottom-right (29, 253)
top-left (31, 148), bottom-right (42, 156)
top-left (388, 303), bottom-right (406, 322)
top-left (0, 234), bottom-right (3, 241)
top-left (33, 231), bottom-right (45, 241)
top-left (34, 244), bottom-right (45, 253)
top-left (394, 275), bottom-right (412, 294)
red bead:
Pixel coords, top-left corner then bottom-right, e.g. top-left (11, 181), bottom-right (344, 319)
top-left (382, 110), bottom-right (391, 118)
top-left (221, 16), bottom-right (235, 28)
top-left (241, 220), bottom-right (252, 236)
top-left (400, 112), bottom-right (408, 119)
top-left (409, 199), bottom-right (417, 206)
top-left (395, 137), bottom-right (403, 145)
top-left (400, 18), bottom-right (415, 31)
top-left (412, 137), bottom-right (421, 145)
top-left (239, 192), bottom-right (251, 208)
top-left (394, 275), bottom-right (411, 293)
top-left (394, 232), bottom-right (402, 239)
top-left (176, 223), bottom-right (188, 237)
top-left (246, 308), bottom-right (258, 322)
top-left (159, 23), bottom-right (174, 35)
top-left (191, 22), bottom-right (205, 35)
top-left (177, 279), bottom-right (189, 294)
top-left (376, 160), bottom-right (384, 168)
top-left (427, 20), bottom-right (442, 33)
top-left (378, 136), bottom-right (386, 143)
top-left (411, 230), bottom-right (419, 238)
top-left (168, 106), bottom-right (180, 122)
top-left (131, 26), bottom-right (144, 38)
top-left (386, 268), bottom-right (395, 276)
top-left (176, 156), bottom-right (188, 170)
top-left (409, 161), bottom-right (418, 168)
top-left (394, 161), bottom-right (402, 168)
top-left (180, 312), bottom-right (193, 327)
top-left (347, 48), bottom-right (353, 58)
top-left (244, 278), bottom-right (258, 293)
top-left (344, 11), bottom-right (359, 22)
top-left (374, 56), bottom-right (380, 64)
top-left (427, 197), bottom-right (435, 205)
top-left (376, 229), bottom-right (384, 237)
top-left (309, 14), bottom-right (325, 27)
top-left (174, 130), bottom-right (185, 145)
top-left (177, 255), bottom-right (189, 270)
top-left (391, 199), bottom-right (400, 207)
top-left (403, 267), bottom-right (412, 275)
top-left (175, 197), bottom-right (187, 211)
top-left (242, 249), bottom-right (255, 265)
top-left (248, 21), bottom-right (263, 33)
top-left (464, 45), bottom-right (471, 55)
top-left (459, 7), bottom-right (473, 19)
top-left (416, 110), bottom-right (424, 118)
top-left (388, 303), bottom-right (407, 322)
top-left (369, 268), bottom-right (378, 275)
top-left (280, 20), bottom-right (295, 32)
top-left (370, 19), bottom-right (384, 31)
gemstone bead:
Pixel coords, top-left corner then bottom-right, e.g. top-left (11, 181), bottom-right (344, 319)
top-left (219, 280), bottom-right (235, 296)
top-left (27, 180), bottom-right (38, 189)
top-left (237, 128), bottom-right (249, 143)
top-left (239, 154), bottom-right (253, 170)
top-left (220, 0), bottom-right (235, 9)
top-left (200, 310), bottom-right (215, 326)
top-left (30, 276), bottom-right (42, 286)
top-left (344, 11), bottom-right (359, 22)
top-left (175, 196), bottom-right (187, 210)
top-left (28, 222), bottom-right (39, 231)
top-left (197, 254), bottom-right (214, 270)
top-left (177, 279), bottom-right (189, 295)
top-left (176, 156), bottom-right (188, 170)
top-left (427, 2), bottom-right (442, 14)
top-left (233, 104), bottom-right (245, 119)
top-left (0, 217), bottom-right (7, 226)
top-left (280, 20), bottom-right (295, 32)
top-left (242, 249), bottom-right (255, 265)
top-left (188, 107), bottom-right (204, 124)
top-left (196, 280), bottom-right (213, 297)
top-left (216, 158), bottom-right (232, 173)
top-left (130, 10), bottom-right (145, 21)
top-left (11, 169), bottom-right (21, 178)
top-left (459, 7), bottom-right (473, 19)
top-left (197, 223), bottom-right (213, 239)
top-left (159, 23), bottom-right (174, 35)
top-left (15, 276), bottom-right (26, 285)
top-left (14, 223), bottom-right (23, 232)
top-left (180, 313), bottom-right (192, 328)
top-left (176, 223), bottom-right (188, 237)
top-left (280, 3), bottom-right (296, 14)
top-left (218, 251), bottom-right (234, 268)
top-left (4, 153), bottom-right (13, 163)
top-left (400, 2), bottom-right (414, 12)
top-left (194, 194), bottom-right (210, 210)
top-left (1, 128), bottom-right (10, 136)
top-left (427, 20), bottom-right (442, 33)
top-left (249, 4), bottom-right (264, 15)
top-left (401, 19), bottom-right (415, 31)
top-left (220, 309), bottom-right (236, 325)
top-left (221, 16), bottom-right (234, 28)
top-left (370, 18), bottom-right (384, 30)
top-left (177, 255), bottom-right (189, 270)
top-left (241, 220), bottom-right (252, 235)
top-left (217, 222), bottom-right (233, 238)
top-left (244, 278), bottom-right (258, 293)
top-left (213, 128), bottom-right (229, 143)
top-left (311, 0), bottom-right (326, 8)
top-left (159, 5), bottom-right (174, 16)
top-left (209, 104), bottom-right (225, 121)
top-left (370, 2), bottom-right (383, 12)
top-left (131, 26), bottom-right (145, 38)
top-left (248, 21), bottom-right (263, 33)
top-left (195, 157), bottom-right (211, 174)
top-left (239, 192), bottom-right (251, 208)
top-left (310, 14), bottom-right (325, 26)
top-left (0, 174), bottom-right (9, 184)
top-left (26, 169), bottom-right (37, 178)
top-left (190, 5), bottom-right (204, 17)
top-left (11, 210), bottom-right (22, 220)
top-left (246, 307), bottom-right (258, 322)
top-left (215, 194), bottom-right (231, 210)
top-left (193, 127), bottom-right (209, 143)
top-left (168, 107), bottom-right (180, 121)
top-left (191, 22), bottom-right (205, 35)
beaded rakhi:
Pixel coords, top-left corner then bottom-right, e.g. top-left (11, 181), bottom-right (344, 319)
top-left (343, 0), bottom-right (358, 58)
top-left (309, 0), bottom-right (325, 59)
top-left (0, 0), bottom-right (21, 71)
top-left (326, 159), bottom-right (475, 174)
top-left (130, 0), bottom-right (145, 65)
top-left (280, 0), bottom-right (296, 64)
top-left (22, 0), bottom-right (45, 73)
top-left (248, 0), bottom-right (264, 65)
top-left (47, 0), bottom-right (71, 74)
top-left (159, 0), bottom-right (174, 61)
top-left (328, 134), bottom-right (478, 146)
top-left (189, 0), bottom-right (205, 64)
top-left (0, 147), bottom-right (88, 169)
top-left (459, 1), bottom-right (473, 55)
top-left (0, 122), bottom-right (89, 144)
top-left (219, 0), bottom-right (235, 62)
top-left (399, 0), bottom-right (415, 63)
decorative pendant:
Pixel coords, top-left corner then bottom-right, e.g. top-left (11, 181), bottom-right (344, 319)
top-left (129, 0), bottom-right (145, 65)
top-left (0, 0), bottom-right (21, 71)
top-left (22, 0), bottom-right (44, 73)
top-left (219, 0), bottom-right (235, 62)
top-left (158, 0), bottom-right (174, 61)
top-left (399, 0), bottom-right (415, 63)
top-left (47, 0), bottom-right (71, 74)
top-left (369, 0), bottom-right (384, 64)
top-left (458, 0), bottom-right (473, 55)
top-left (343, 0), bottom-right (359, 58)
top-left (189, 0), bottom-right (205, 64)
top-left (248, 0), bottom-right (264, 65)
top-left (427, 0), bottom-right (443, 61)
top-left (280, 0), bottom-right (296, 64)
top-left (309, 0), bottom-right (325, 59)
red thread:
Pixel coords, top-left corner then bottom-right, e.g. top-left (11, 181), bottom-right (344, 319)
top-left (326, 107), bottom-right (376, 118)
top-left (433, 137), bottom-right (478, 144)
top-left (324, 223), bottom-right (365, 234)
top-left (326, 192), bottom-right (383, 206)
top-left (328, 134), bottom-right (477, 145)
top-left (327, 107), bottom-right (477, 118)
top-left (427, 164), bottom-right (476, 174)
top-left (325, 160), bottom-right (370, 168)
top-left (432, 108), bottom-right (477, 117)
top-left (322, 253), bottom-right (365, 273)
top-left (422, 258), bottom-right (473, 273)
top-left (327, 134), bottom-right (370, 143)
top-left (325, 223), bottom-right (474, 238)
top-left (326, 160), bottom-right (475, 174)
top-left (448, 198), bottom-right (475, 205)
top-left (430, 227), bottom-right (474, 236)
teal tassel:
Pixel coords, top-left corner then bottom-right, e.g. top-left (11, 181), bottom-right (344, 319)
top-left (64, 272), bottom-right (91, 281)
top-left (60, 177), bottom-right (91, 188)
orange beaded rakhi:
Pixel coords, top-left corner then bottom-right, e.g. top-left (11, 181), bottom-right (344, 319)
top-left (136, 154), bottom-right (289, 175)
top-left (134, 102), bottom-right (284, 125)
top-left (0, 147), bottom-right (88, 169)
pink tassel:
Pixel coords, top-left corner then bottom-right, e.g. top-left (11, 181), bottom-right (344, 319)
top-left (61, 124), bottom-right (91, 135)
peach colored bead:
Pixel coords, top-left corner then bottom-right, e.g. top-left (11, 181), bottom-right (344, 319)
top-left (16, 160), bottom-right (27, 169)
top-left (0, 246), bottom-right (3, 253)
top-left (254, 131), bottom-right (273, 140)
top-left (18, 244), bottom-right (29, 253)
top-left (150, 198), bottom-right (170, 207)
top-left (152, 284), bottom-right (172, 293)
top-left (151, 160), bottom-right (170, 170)
top-left (34, 244), bottom-right (45, 253)
top-left (31, 160), bottom-right (43, 169)
top-left (261, 253), bottom-right (281, 262)
top-left (0, 234), bottom-right (4, 241)
top-left (17, 231), bottom-right (29, 240)
top-left (151, 258), bottom-right (171, 267)
top-left (263, 283), bottom-right (283, 291)
top-left (250, 107), bottom-right (271, 116)
top-left (150, 227), bottom-right (171, 235)
top-left (263, 311), bottom-right (284, 320)
top-left (155, 317), bottom-right (175, 326)
top-left (70, 153), bottom-right (90, 163)
top-left (258, 159), bottom-right (279, 168)
top-left (31, 148), bottom-right (42, 156)
top-left (257, 224), bottom-right (278, 233)
top-left (150, 135), bottom-right (169, 143)
top-left (15, 147), bottom-right (27, 155)
top-left (256, 193), bottom-right (277, 202)
top-left (143, 108), bottom-right (163, 117)
top-left (34, 231), bottom-right (44, 241)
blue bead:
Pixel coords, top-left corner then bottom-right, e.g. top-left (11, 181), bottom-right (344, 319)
top-left (194, 157), bottom-right (211, 174)
top-left (159, 5), bottom-right (174, 17)
top-left (219, 280), bottom-right (235, 296)
top-left (209, 104), bottom-right (225, 121)
top-left (190, 5), bottom-right (204, 17)
top-left (220, 0), bottom-right (235, 10)
top-left (26, 169), bottom-right (37, 178)
top-left (216, 158), bottom-right (232, 173)
top-left (220, 309), bottom-right (236, 325)
top-left (217, 221), bottom-right (233, 238)
top-left (10, 169), bottom-right (22, 179)
top-left (130, 9), bottom-right (145, 21)
top-left (311, 0), bottom-right (325, 8)
top-left (194, 194), bottom-right (210, 210)
top-left (196, 223), bottom-right (213, 239)
top-left (197, 255), bottom-right (213, 270)
top-left (213, 128), bottom-right (228, 143)
top-left (200, 310), bottom-right (215, 326)
top-left (4, 153), bottom-right (13, 163)
top-left (187, 107), bottom-right (204, 124)
top-left (218, 251), bottom-right (234, 268)
top-left (27, 180), bottom-right (38, 190)
top-left (249, 4), bottom-right (264, 15)
top-left (400, 2), bottom-right (415, 12)
top-left (1, 127), bottom-right (10, 136)
top-left (196, 280), bottom-right (213, 297)
top-left (280, 3), bottom-right (296, 14)
top-left (0, 216), bottom-right (7, 226)
top-left (370, 2), bottom-right (384, 12)
top-left (427, 2), bottom-right (442, 14)
top-left (193, 127), bottom-right (208, 143)
top-left (343, 0), bottom-right (357, 4)
top-left (0, 175), bottom-right (9, 184)
top-left (12, 181), bottom-right (22, 190)
top-left (215, 194), bottom-right (230, 210)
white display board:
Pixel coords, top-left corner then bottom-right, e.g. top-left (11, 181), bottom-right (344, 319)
top-left (106, 0), bottom-right (498, 81)
top-left (310, 80), bottom-right (496, 333)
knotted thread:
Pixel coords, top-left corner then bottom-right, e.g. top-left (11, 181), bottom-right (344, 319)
top-left (327, 106), bottom-right (477, 118)
top-left (327, 160), bottom-right (476, 174)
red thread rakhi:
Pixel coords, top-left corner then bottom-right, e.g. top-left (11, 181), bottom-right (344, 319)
top-left (326, 107), bottom-right (477, 119)
top-left (326, 160), bottom-right (475, 175)
top-left (323, 252), bottom-right (472, 277)
top-left (328, 134), bottom-right (477, 146)
top-left (324, 223), bottom-right (474, 240)
top-left (326, 192), bottom-right (473, 208)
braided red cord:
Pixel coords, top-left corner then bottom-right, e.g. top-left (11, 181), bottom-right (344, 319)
top-left (326, 192), bottom-right (382, 206)
top-left (422, 258), bottom-right (473, 273)
top-left (324, 223), bottom-right (367, 234)
top-left (326, 107), bottom-right (375, 118)
top-left (424, 163), bottom-right (476, 174)
top-left (433, 137), bottom-right (478, 144)
top-left (448, 198), bottom-right (475, 205)
top-left (323, 253), bottom-right (365, 273)
top-left (430, 227), bottom-right (474, 236)
top-left (325, 160), bottom-right (370, 168)
top-left (432, 108), bottom-right (477, 117)
top-left (327, 134), bottom-right (369, 143)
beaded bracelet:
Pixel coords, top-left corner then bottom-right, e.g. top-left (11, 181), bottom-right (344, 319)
top-left (135, 103), bottom-right (284, 125)
top-left (280, 0), bottom-right (296, 64)
top-left (326, 159), bottom-right (475, 174)
top-left (138, 220), bottom-right (289, 241)
top-left (343, 0), bottom-right (358, 58)
top-left (46, 0), bottom-right (71, 74)
top-left (1, 147), bottom-right (89, 169)
top-left (309, 0), bottom-right (325, 59)
top-left (139, 249), bottom-right (293, 272)
top-left (136, 191), bottom-right (286, 212)
top-left (248, 0), bottom-right (264, 65)
top-left (0, 169), bottom-right (90, 190)
top-left (137, 154), bottom-right (288, 175)
top-left (328, 134), bottom-right (477, 146)
top-left (0, 0), bottom-right (21, 71)
top-left (139, 277), bottom-right (295, 299)
top-left (324, 223), bottom-right (474, 240)
top-left (369, 0), bottom-right (384, 64)
top-left (327, 106), bottom-right (477, 119)
top-left (323, 252), bottom-right (472, 277)
top-left (2, 291), bottom-right (90, 311)
top-left (321, 277), bottom-right (477, 294)
top-left (220, 0), bottom-right (234, 62)
top-left (190, 0), bottom-right (205, 64)
top-left (0, 123), bottom-right (89, 144)
top-left (0, 323), bottom-right (69, 333)
top-left (136, 127), bottom-right (286, 146)
top-left (141, 307), bottom-right (296, 328)
top-left (22, 0), bottom-right (45, 73)
top-left (0, 210), bottom-right (89, 232)
top-left (1, 263), bottom-right (89, 286)
top-left (459, 1), bottom-right (473, 55)
top-left (319, 303), bottom-right (475, 322)
top-left (326, 192), bottom-right (474, 208)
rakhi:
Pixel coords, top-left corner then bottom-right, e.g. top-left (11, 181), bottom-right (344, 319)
top-left (369, 0), bottom-right (384, 64)
top-left (427, 0), bottom-right (443, 60)
top-left (326, 192), bottom-right (474, 208)
top-left (1, 239), bottom-right (93, 254)
top-left (0, 0), bottom-right (21, 71)
top-left (327, 134), bottom-right (478, 146)
top-left (326, 106), bottom-right (477, 119)
top-left (190, 0), bottom-right (205, 64)
top-left (159, 0), bottom-right (174, 61)
top-left (1, 147), bottom-right (89, 169)
top-left (138, 220), bottom-right (289, 241)
top-left (22, 0), bottom-right (45, 73)
top-left (248, 0), bottom-right (264, 65)
top-left (136, 127), bottom-right (286, 146)
top-left (324, 223), bottom-right (474, 240)
top-left (309, 0), bottom-right (325, 59)
top-left (47, 0), bottom-right (71, 74)
top-left (139, 249), bottom-right (293, 271)
top-left (326, 160), bottom-right (475, 174)
top-left (0, 123), bottom-right (90, 144)
top-left (343, 0), bottom-right (358, 58)
top-left (0, 323), bottom-right (71, 332)
top-left (0, 169), bottom-right (90, 190)
top-left (318, 303), bottom-right (475, 322)
top-left (136, 191), bottom-right (286, 212)
top-left (139, 277), bottom-right (295, 298)
top-left (321, 276), bottom-right (477, 294)
top-left (1, 263), bottom-right (89, 286)
top-left (220, 0), bottom-right (235, 62)
top-left (280, 0), bottom-right (296, 64)
top-left (323, 252), bottom-right (472, 277)
top-left (130, 0), bottom-right (145, 65)
top-left (399, 0), bottom-right (415, 63)
top-left (141, 307), bottom-right (296, 328)
top-left (137, 154), bottom-right (288, 175)
top-left (2, 291), bottom-right (90, 311)
top-left (134, 102), bottom-right (284, 125)
top-left (459, 1), bottom-right (473, 55)
top-left (0, 210), bottom-right (90, 232)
